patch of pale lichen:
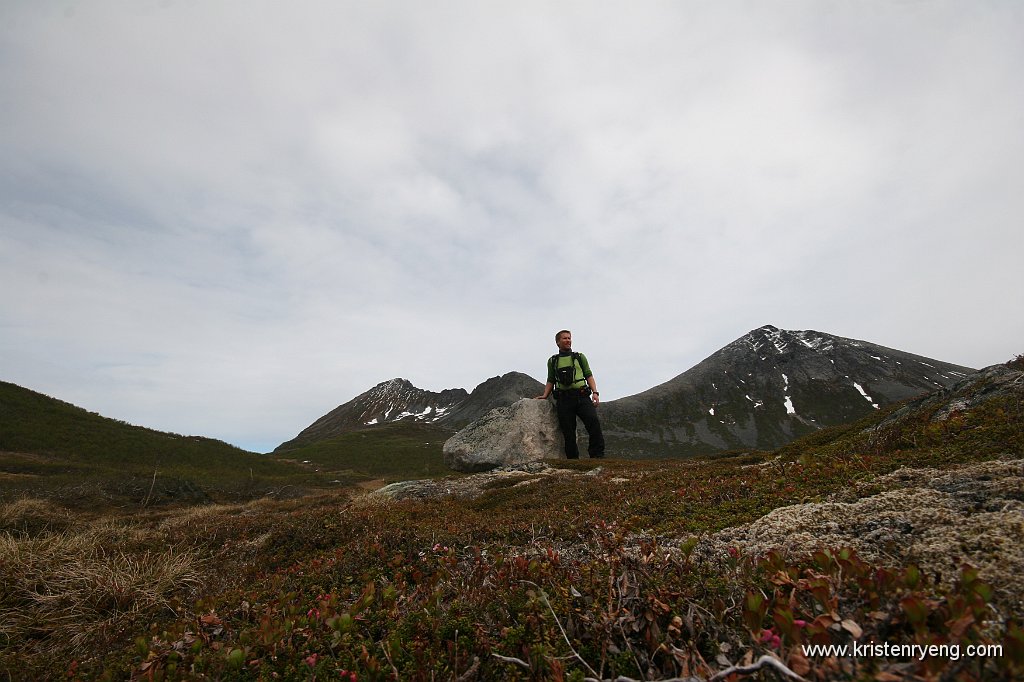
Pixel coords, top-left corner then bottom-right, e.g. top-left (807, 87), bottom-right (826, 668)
top-left (704, 458), bottom-right (1024, 612)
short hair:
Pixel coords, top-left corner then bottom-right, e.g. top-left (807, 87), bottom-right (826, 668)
top-left (555, 329), bottom-right (572, 342)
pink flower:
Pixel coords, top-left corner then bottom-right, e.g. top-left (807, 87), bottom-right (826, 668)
top-left (304, 654), bottom-right (319, 667)
top-left (760, 629), bottom-right (782, 649)
top-left (793, 619), bottom-right (807, 628)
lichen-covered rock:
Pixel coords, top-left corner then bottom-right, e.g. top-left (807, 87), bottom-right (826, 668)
top-left (442, 398), bottom-right (564, 472)
top-left (706, 457), bottom-right (1024, 608)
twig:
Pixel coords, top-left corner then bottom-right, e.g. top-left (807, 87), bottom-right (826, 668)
top-left (708, 654), bottom-right (809, 682)
top-left (577, 653), bottom-right (807, 682)
top-left (380, 639), bottom-right (400, 679)
top-left (522, 580), bottom-right (600, 678)
top-left (454, 655), bottom-right (481, 682)
top-left (585, 671), bottom-right (704, 675)
top-left (491, 653), bottom-right (531, 670)
top-left (617, 620), bottom-right (645, 681)
top-left (141, 468), bottom-right (158, 508)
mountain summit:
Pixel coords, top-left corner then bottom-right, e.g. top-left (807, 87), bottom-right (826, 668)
top-left (599, 325), bottom-right (975, 456)
top-left (274, 379), bottom-right (468, 451)
top-left (274, 372), bottom-right (543, 452)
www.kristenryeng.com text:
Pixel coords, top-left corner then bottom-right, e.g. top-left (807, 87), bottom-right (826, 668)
top-left (802, 641), bottom-right (1003, 662)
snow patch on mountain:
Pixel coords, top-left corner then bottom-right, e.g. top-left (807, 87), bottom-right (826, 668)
top-left (853, 382), bottom-right (879, 409)
top-left (782, 373), bottom-right (796, 415)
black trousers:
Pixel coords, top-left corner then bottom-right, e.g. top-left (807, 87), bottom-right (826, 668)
top-left (555, 390), bottom-right (605, 459)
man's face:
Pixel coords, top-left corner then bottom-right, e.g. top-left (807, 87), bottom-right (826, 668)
top-left (557, 333), bottom-right (572, 351)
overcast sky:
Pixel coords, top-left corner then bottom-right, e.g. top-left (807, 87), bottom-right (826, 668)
top-left (2, 1), bottom-right (1021, 453)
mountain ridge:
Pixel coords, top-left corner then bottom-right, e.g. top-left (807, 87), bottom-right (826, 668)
top-left (599, 325), bottom-right (975, 456)
top-left (279, 325), bottom-right (976, 457)
top-left (274, 378), bottom-right (468, 452)
top-left (273, 372), bottom-right (545, 452)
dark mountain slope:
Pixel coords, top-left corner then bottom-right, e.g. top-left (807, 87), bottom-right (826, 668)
top-left (274, 379), bottom-right (468, 452)
top-left (275, 373), bottom-right (542, 452)
top-left (436, 372), bottom-right (543, 428)
top-left (600, 325), bottom-right (975, 457)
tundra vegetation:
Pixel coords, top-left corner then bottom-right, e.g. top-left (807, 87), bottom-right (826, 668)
top-left (0, 358), bottom-right (1022, 680)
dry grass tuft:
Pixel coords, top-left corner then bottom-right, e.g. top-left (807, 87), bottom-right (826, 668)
top-left (0, 497), bottom-right (77, 536)
top-left (0, 528), bottom-right (204, 653)
top-left (158, 501), bottom-right (244, 530)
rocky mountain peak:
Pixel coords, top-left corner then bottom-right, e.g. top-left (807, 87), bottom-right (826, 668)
top-left (728, 325), bottom-right (838, 359)
top-left (600, 326), bottom-right (977, 457)
top-left (366, 377), bottom-right (413, 398)
top-left (274, 372), bottom-right (543, 452)
top-left (435, 372), bottom-right (545, 428)
top-left (273, 378), bottom-right (469, 452)
top-left (353, 378), bottom-right (466, 425)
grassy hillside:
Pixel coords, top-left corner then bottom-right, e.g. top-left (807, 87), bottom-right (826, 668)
top-left (2, 360), bottom-right (1022, 680)
top-left (272, 421), bottom-right (455, 483)
top-left (0, 381), bottom-right (327, 506)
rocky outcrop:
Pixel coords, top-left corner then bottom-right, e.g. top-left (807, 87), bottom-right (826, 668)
top-left (870, 362), bottom-right (1022, 431)
top-left (703, 457), bottom-right (1024, 607)
top-left (368, 462), bottom-right (601, 501)
top-left (442, 398), bottom-right (564, 473)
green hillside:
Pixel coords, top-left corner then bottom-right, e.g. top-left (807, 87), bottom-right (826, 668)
top-left (272, 420), bottom-right (455, 482)
top-left (0, 381), bottom-right (325, 506)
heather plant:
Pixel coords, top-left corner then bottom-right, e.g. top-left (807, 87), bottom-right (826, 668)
top-left (88, 512), bottom-right (1019, 681)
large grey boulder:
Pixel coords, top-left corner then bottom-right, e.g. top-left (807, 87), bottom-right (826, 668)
top-left (443, 398), bottom-right (564, 472)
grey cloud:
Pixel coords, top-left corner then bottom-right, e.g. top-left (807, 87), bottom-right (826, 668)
top-left (1, 1), bottom-right (1021, 451)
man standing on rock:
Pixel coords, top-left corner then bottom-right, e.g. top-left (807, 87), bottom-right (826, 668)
top-left (535, 330), bottom-right (605, 459)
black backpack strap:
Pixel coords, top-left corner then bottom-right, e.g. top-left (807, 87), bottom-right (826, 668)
top-left (552, 352), bottom-right (584, 393)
